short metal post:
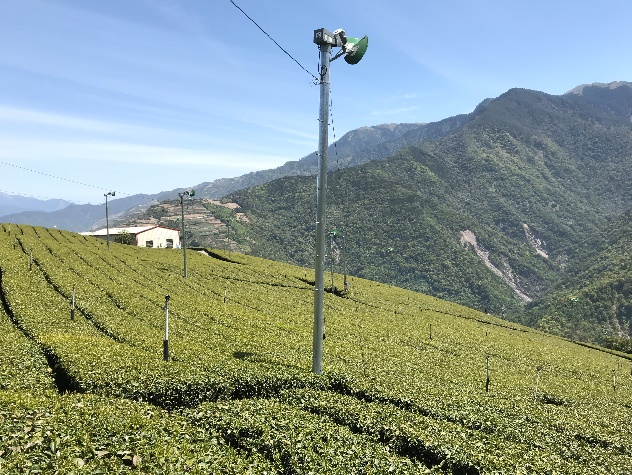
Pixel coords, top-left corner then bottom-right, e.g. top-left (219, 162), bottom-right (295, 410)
top-left (485, 355), bottom-right (490, 392)
top-left (164, 295), bottom-right (170, 361)
top-left (71, 285), bottom-right (76, 320)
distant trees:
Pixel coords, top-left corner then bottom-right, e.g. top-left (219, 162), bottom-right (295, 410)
top-left (114, 230), bottom-right (134, 245)
top-left (603, 336), bottom-right (632, 354)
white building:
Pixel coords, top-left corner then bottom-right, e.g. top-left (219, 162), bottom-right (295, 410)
top-left (81, 225), bottom-right (180, 248)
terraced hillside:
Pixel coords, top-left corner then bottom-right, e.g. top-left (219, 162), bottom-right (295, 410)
top-left (0, 223), bottom-right (631, 473)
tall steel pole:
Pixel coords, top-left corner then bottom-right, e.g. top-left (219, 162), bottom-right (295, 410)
top-left (180, 193), bottom-right (187, 278)
top-left (104, 191), bottom-right (114, 251)
top-left (178, 190), bottom-right (195, 278)
top-left (105, 194), bottom-right (110, 251)
top-left (311, 27), bottom-right (367, 374)
top-left (226, 221), bottom-right (229, 253)
top-left (343, 232), bottom-right (348, 291)
top-left (313, 42), bottom-right (331, 375)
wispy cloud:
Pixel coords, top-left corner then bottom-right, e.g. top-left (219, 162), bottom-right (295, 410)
top-left (0, 135), bottom-right (289, 170)
top-left (0, 105), bottom-right (229, 146)
top-left (0, 106), bottom-right (113, 131)
top-left (0, 104), bottom-right (312, 168)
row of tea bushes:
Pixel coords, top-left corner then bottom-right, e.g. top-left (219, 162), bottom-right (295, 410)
top-left (181, 398), bottom-right (431, 474)
top-left (2, 224), bottom-right (632, 473)
top-left (0, 301), bottom-right (55, 393)
top-left (0, 391), bottom-right (274, 474)
top-left (277, 388), bottom-right (629, 474)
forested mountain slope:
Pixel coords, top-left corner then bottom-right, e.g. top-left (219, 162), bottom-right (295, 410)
top-left (524, 208), bottom-right (632, 342)
top-left (193, 113), bottom-right (478, 199)
top-left (2, 117), bottom-right (473, 231)
top-left (225, 83), bottom-right (632, 342)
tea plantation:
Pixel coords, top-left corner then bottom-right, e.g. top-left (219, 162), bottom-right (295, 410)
top-left (0, 223), bottom-right (631, 473)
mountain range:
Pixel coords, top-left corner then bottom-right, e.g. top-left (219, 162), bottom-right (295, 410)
top-left (221, 81), bottom-right (632, 344)
top-left (0, 101), bottom-right (487, 231)
top-left (0, 192), bottom-right (71, 218)
top-left (2, 81), bottom-right (631, 346)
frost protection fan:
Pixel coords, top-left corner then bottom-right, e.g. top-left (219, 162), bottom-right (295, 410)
top-left (343, 35), bottom-right (368, 64)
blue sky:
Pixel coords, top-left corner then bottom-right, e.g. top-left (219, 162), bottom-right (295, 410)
top-left (1, 0), bottom-right (631, 204)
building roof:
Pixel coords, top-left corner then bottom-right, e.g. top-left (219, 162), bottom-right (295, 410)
top-left (81, 225), bottom-right (179, 237)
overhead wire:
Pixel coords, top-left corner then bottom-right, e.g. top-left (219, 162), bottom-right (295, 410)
top-left (0, 159), bottom-right (191, 219)
top-left (324, 51), bottom-right (351, 287)
top-left (0, 161), bottom-right (160, 207)
top-left (229, 0), bottom-right (319, 84)
top-left (0, 161), bottom-right (117, 193)
top-left (4, 3), bottom-right (323, 212)
top-left (328, 90), bottom-right (340, 230)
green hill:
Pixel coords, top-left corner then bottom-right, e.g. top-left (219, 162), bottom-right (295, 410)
top-left (524, 208), bottom-right (632, 343)
top-left (222, 84), bottom-right (632, 343)
top-left (1, 223), bottom-right (632, 473)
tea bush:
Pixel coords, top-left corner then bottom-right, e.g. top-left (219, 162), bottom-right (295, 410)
top-left (1, 224), bottom-right (631, 473)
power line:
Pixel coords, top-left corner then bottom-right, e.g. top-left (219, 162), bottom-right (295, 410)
top-left (0, 161), bottom-right (128, 196)
top-left (229, 0), bottom-right (319, 84)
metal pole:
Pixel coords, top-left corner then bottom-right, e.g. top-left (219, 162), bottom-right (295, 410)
top-left (343, 232), bottom-right (348, 291)
top-left (180, 195), bottom-right (187, 278)
top-left (71, 284), bottom-right (76, 320)
top-left (330, 232), bottom-right (335, 291)
top-left (486, 355), bottom-right (490, 392)
top-left (105, 193), bottom-right (110, 251)
top-left (164, 294), bottom-right (170, 361)
top-left (313, 42), bottom-right (331, 375)
top-left (227, 221), bottom-right (231, 257)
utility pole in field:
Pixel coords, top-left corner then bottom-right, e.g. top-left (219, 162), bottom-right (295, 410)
top-left (179, 189), bottom-right (195, 277)
top-left (104, 191), bottom-right (115, 251)
top-left (312, 27), bottom-right (368, 375)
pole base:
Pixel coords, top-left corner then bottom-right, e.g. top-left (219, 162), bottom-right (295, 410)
top-left (163, 340), bottom-right (169, 361)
